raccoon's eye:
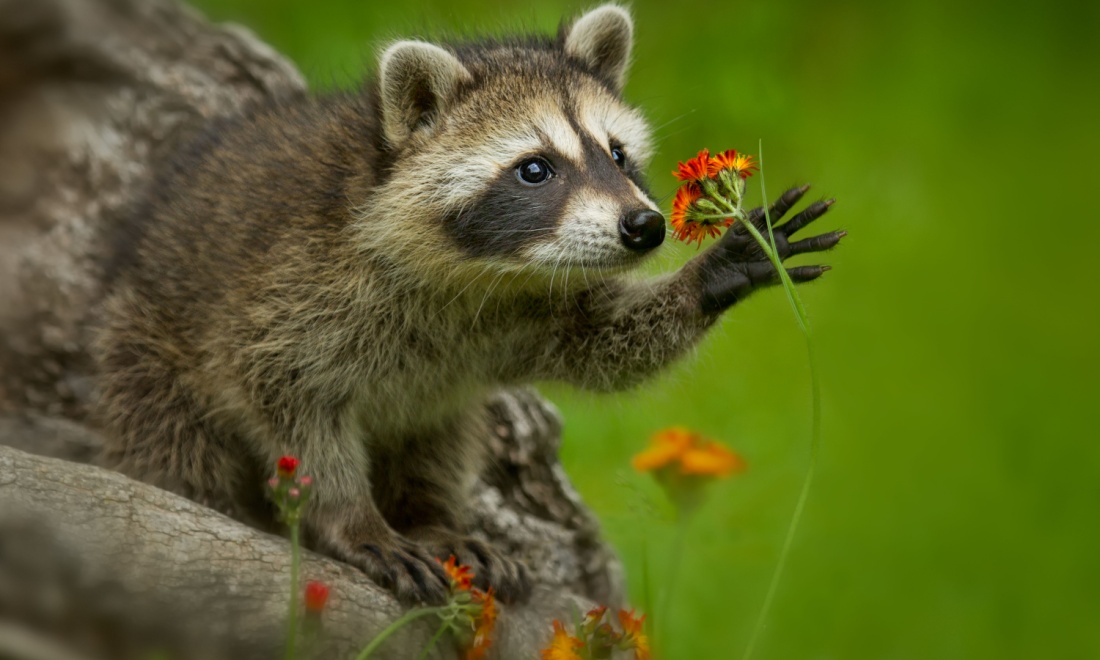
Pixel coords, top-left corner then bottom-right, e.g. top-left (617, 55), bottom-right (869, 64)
top-left (516, 157), bottom-right (554, 186)
top-left (611, 147), bottom-right (627, 169)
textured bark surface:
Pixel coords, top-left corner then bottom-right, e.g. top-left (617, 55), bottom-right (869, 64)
top-left (0, 0), bottom-right (622, 657)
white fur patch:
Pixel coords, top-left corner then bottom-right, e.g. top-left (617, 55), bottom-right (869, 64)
top-left (536, 113), bottom-right (584, 163)
top-left (577, 97), bottom-right (653, 168)
top-left (523, 188), bottom-right (628, 268)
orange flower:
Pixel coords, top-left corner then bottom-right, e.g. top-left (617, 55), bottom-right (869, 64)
top-left (465, 588), bottom-right (497, 660)
top-left (632, 427), bottom-right (694, 471)
top-left (632, 427), bottom-right (745, 478)
top-left (618, 609), bottom-right (651, 660)
top-left (540, 620), bottom-right (584, 660)
top-left (681, 440), bottom-right (745, 476)
top-left (670, 182), bottom-right (729, 247)
top-left (669, 182), bottom-right (701, 232)
top-left (438, 555), bottom-right (474, 592)
top-left (707, 149), bottom-right (758, 179)
top-left (673, 148), bottom-right (711, 182)
top-left (582, 604), bottom-right (608, 629)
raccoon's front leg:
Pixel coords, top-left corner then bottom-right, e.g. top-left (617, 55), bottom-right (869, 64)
top-left (544, 185), bottom-right (842, 390)
top-left (370, 413), bottom-right (532, 603)
top-left (289, 430), bottom-right (453, 605)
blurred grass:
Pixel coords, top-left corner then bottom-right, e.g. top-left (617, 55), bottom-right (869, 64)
top-left (190, 0), bottom-right (1100, 657)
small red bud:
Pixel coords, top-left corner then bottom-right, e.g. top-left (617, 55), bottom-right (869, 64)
top-left (298, 475), bottom-right (313, 488)
top-left (267, 477), bottom-right (279, 489)
top-left (304, 581), bottom-right (330, 614)
top-left (277, 455), bottom-right (299, 479)
top-left (288, 487), bottom-right (300, 499)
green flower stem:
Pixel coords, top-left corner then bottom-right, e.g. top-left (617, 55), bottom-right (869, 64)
top-left (355, 607), bottom-right (448, 660)
top-left (738, 144), bottom-right (821, 660)
top-left (655, 513), bottom-right (691, 659)
top-left (285, 521), bottom-right (301, 660)
top-left (640, 527), bottom-right (655, 644)
top-left (415, 621), bottom-right (449, 660)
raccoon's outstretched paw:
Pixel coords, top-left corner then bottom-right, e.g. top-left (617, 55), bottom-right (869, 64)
top-left (698, 185), bottom-right (844, 314)
top-left (408, 525), bottom-right (533, 604)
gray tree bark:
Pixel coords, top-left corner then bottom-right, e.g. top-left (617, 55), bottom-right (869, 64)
top-left (0, 0), bottom-right (623, 657)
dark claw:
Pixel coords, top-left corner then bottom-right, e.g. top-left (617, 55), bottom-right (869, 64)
top-left (789, 229), bottom-right (846, 256)
top-left (779, 198), bottom-right (834, 236)
top-left (422, 551), bottom-right (453, 585)
top-left (464, 538), bottom-right (493, 568)
top-left (399, 554), bottom-right (432, 595)
top-left (787, 265), bottom-right (830, 282)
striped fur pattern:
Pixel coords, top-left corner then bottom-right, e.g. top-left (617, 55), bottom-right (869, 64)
top-left (95, 4), bottom-right (842, 604)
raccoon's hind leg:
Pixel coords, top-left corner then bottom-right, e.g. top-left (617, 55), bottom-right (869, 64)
top-left (97, 326), bottom-right (267, 524)
top-left (371, 411), bottom-right (532, 603)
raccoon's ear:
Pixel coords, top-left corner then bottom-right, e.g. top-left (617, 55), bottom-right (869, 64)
top-left (563, 4), bottom-right (634, 91)
top-left (378, 40), bottom-right (472, 146)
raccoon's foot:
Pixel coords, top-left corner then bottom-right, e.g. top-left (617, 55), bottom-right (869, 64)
top-left (699, 184), bottom-right (845, 314)
top-left (311, 519), bottom-right (452, 605)
top-left (406, 525), bottom-right (533, 604)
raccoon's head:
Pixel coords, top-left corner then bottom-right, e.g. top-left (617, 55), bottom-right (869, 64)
top-left (366, 5), bottom-right (664, 280)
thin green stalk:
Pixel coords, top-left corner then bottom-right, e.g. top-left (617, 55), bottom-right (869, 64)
top-left (739, 142), bottom-right (822, 660)
top-left (415, 621), bottom-right (449, 660)
top-left (640, 523), bottom-right (655, 641)
top-left (655, 513), bottom-right (691, 658)
top-left (355, 607), bottom-right (447, 660)
top-left (285, 522), bottom-right (301, 660)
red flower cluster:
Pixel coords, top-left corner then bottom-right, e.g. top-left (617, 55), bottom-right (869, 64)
top-left (267, 455), bottom-right (313, 525)
top-left (670, 148), bottom-right (758, 247)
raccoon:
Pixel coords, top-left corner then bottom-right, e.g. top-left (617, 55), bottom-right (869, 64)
top-left (96, 4), bottom-right (843, 604)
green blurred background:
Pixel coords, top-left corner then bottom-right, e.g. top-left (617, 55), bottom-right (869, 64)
top-left (189, 0), bottom-right (1100, 657)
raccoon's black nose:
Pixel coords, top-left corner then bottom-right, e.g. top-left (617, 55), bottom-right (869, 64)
top-left (619, 209), bottom-right (666, 251)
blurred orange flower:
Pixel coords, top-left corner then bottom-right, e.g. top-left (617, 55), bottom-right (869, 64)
top-left (632, 427), bottom-right (745, 477)
top-left (438, 555), bottom-right (474, 592)
top-left (541, 620), bottom-right (584, 660)
top-left (465, 587), bottom-right (497, 660)
top-left (618, 609), bottom-right (650, 660)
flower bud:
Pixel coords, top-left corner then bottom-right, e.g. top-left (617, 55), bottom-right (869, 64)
top-left (277, 455), bottom-right (299, 479)
top-left (304, 580), bottom-right (330, 614)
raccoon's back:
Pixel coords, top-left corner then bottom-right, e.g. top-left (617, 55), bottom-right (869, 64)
top-left (108, 94), bottom-right (383, 309)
